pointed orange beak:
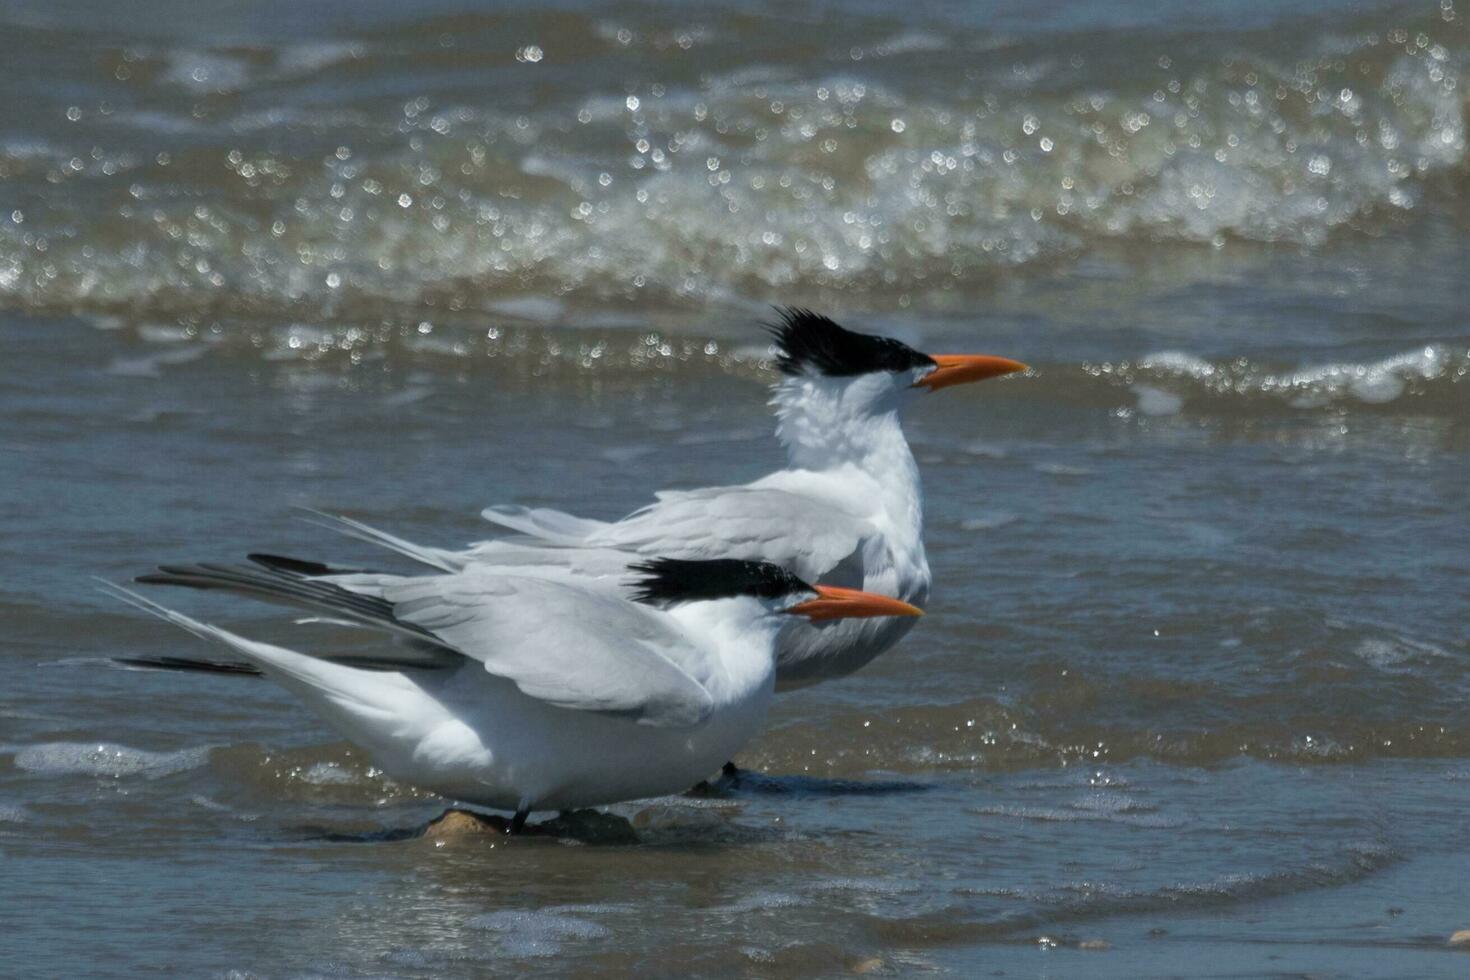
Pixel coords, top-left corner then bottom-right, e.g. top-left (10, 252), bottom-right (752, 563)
top-left (786, 584), bottom-right (924, 622)
top-left (915, 354), bottom-right (1029, 391)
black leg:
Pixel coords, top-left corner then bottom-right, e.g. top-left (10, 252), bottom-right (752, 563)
top-left (508, 808), bottom-right (529, 834)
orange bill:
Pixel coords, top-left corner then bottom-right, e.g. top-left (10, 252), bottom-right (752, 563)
top-left (786, 584), bottom-right (925, 622)
top-left (915, 354), bottom-right (1029, 391)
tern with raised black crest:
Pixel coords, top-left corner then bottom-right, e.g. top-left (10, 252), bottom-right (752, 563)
top-left (317, 309), bottom-right (1025, 690)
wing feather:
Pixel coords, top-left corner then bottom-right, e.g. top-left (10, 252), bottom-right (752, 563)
top-left (383, 572), bottom-right (716, 728)
top-left (581, 486), bottom-right (871, 583)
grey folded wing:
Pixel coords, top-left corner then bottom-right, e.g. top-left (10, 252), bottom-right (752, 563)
top-left (584, 486), bottom-right (872, 584)
top-left (383, 572), bottom-right (716, 728)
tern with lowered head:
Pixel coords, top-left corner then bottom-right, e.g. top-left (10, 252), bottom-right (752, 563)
top-left (103, 555), bottom-right (921, 830)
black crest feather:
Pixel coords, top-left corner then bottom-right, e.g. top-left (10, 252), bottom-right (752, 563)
top-left (766, 307), bottom-right (935, 378)
top-left (628, 558), bottom-right (813, 605)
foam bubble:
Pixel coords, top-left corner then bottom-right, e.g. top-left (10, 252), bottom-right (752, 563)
top-left (467, 910), bottom-right (610, 958)
top-left (1131, 385), bottom-right (1184, 417)
top-left (960, 440), bottom-right (1009, 459)
top-left (1136, 352), bottom-right (1218, 379)
top-left (960, 511), bottom-right (1019, 531)
top-left (274, 42), bottom-right (362, 78)
top-left (1123, 345), bottom-right (1466, 413)
top-left (106, 345), bottom-right (207, 378)
top-left (300, 762), bottom-right (357, 786)
top-left (714, 891), bottom-right (805, 914)
top-left (158, 50), bottom-right (252, 93)
top-left (813, 876), bottom-right (922, 896)
top-left (1354, 634), bottom-right (1448, 669)
top-left (1034, 462), bottom-right (1093, 477)
top-left (487, 296), bottom-right (566, 322)
top-left (972, 803), bottom-right (1184, 829)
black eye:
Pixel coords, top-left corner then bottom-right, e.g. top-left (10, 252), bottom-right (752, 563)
top-left (768, 307), bottom-right (935, 378)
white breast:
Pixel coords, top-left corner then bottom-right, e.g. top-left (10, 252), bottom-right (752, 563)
top-left (371, 609), bottom-right (781, 811)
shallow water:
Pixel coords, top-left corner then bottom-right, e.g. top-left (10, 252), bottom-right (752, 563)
top-left (2, 0), bottom-right (1469, 976)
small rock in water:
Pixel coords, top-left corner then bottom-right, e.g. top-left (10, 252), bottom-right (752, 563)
top-left (540, 808), bottom-right (639, 843)
top-left (423, 808), bottom-right (506, 838)
top-left (851, 956), bottom-right (884, 973)
top-left (1448, 929), bottom-right (1470, 946)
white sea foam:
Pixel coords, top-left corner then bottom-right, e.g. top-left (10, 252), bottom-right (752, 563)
top-left (274, 42), bottom-right (363, 78)
top-left (1129, 345), bottom-right (1464, 412)
top-left (973, 804), bottom-right (1185, 829)
top-left (9, 742), bottom-right (210, 779)
top-left (1034, 462), bottom-right (1093, 477)
top-left (300, 762), bottom-right (357, 786)
top-left (813, 876), bottom-right (922, 895)
top-left (381, 386), bottom-right (433, 409)
top-left (106, 345), bottom-right (207, 378)
top-left (159, 50), bottom-right (252, 93)
top-left (1131, 385), bottom-right (1184, 417)
top-left (1136, 352), bottom-right (1219, 379)
top-left (960, 511), bottom-right (1019, 532)
top-left (600, 445), bottom-right (656, 465)
top-left (1283, 346), bottom-right (1447, 406)
top-left (1353, 634), bottom-right (1448, 670)
top-left (713, 891), bottom-right (805, 914)
top-left (467, 910), bottom-right (610, 958)
top-left (137, 324), bottom-right (194, 344)
top-left (487, 296), bottom-right (566, 322)
top-left (960, 440), bottom-right (1009, 459)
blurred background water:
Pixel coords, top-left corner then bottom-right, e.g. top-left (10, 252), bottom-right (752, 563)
top-left (1, 0), bottom-right (1468, 975)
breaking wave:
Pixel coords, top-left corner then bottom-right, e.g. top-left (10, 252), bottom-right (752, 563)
top-left (0, 2), bottom-right (1464, 320)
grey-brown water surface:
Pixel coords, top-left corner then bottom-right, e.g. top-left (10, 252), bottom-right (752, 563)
top-left (2, 0), bottom-right (1469, 976)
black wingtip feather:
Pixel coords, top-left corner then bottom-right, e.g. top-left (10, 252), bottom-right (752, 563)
top-left (136, 570), bottom-right (210, 588)
top-left (113, 655), bottom-right (264, 677)
top-left (132, 562), bottom-right (441, 644)
top-left (248, 553), bottom-right (358, 577)
top-left (765, 306), bottom-right (935, 378)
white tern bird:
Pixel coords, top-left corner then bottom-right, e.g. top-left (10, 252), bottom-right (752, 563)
top-left (317, 309), bottom-right (1025, 691)
top-left (103, 554), bottom-right (922, 830)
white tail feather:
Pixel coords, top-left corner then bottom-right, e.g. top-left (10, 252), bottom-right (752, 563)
top-left (100, 580), bottom-right (450, 755)
top-left (295, 508), bottom-right (465, 573)
top-left (479, 505), bottom-right (608, 545)
top-left (95, 579), bottom-right (221, 643)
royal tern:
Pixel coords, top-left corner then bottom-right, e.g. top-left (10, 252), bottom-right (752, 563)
top-left (319, 309), bottom-right (1024, 690)
top-left (103, 555), bottom-right (921, 830)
